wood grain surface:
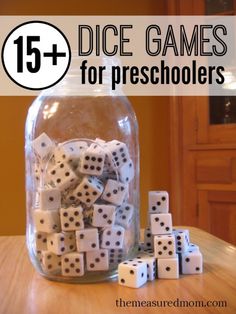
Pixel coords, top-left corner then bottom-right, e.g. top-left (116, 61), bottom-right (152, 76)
top-left (0, 227), bottom-right (235, 314)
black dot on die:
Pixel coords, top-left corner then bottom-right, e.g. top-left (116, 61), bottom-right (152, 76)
top-left (84, 165), bottom-right (88, 170)
top-left (93, 191), bottom-right (98, 196)
top-left (177, 236), bottom-right (181, 240)
top-left (113, 189), bottom-right (118, 194)
top-left (76, 268), bottom-right (80, 273)
top-left (186, 257), bottom-right (190, 262)
top-left (168, 251), bottom-right (173, 255)
top-left (196, 267), bottom-right (200, 271)
top-left (117, 231), bottom-right (122, 236)
top-left (160, 222), bottom-right (164, 226)
top-left (105, 241), bottom-right (110, 246)
top-left (121, 278), bottom-right (125, 284)
top-left (40, 219), bottom-right (44, 224)
top-left (141, 273), bottom-right (144, 277)
top-left (91, 243), bottom-right (96, 248)
top-left (90, 263), bottom-right (95, 268)
top-left (101, 253), bottom-right (105, 257)
top-left (163, 246), bottom-right (167, 250)
top-left (85, 156), bottom-right (90, 160)
top-left (162, 197), bottom-right (166, 201)
top-left (65, 172), bottom-right (70, 176)
top-left (130, 270), bottom-right (134, 275)
top-left (60, 163), bottom-right (64, 168)
top-left (95, 258), bottom-right (100, 263)
top-left (166, 227), bottom-right (170, 231)
top-left (115, 241), bottom-right (120, 246)
top-left (41, 142), bottom-right (46, 147)
top-left (56, 179), bottom-right (61, 183)
top-left (157, 201), bottom-right (161, 206)
top-left (166, 266), bottom-right (171, 271)
top-left (158, 251), bottom-right (162, 255)
top-left (49, 197), bottom-right (54, 202)
top-left (98, 158), bottom-right (103, 163)
top-left (90, 166), bottom-right (95, 170)
top-left (155, 217), bottom-right (159, 222)
top-left (106, 193), bottom-right (111, 197)
top-left (152, 206), bottom-right (156, 211)
top-left (80, 234), bottom-right (84, 239)
top-left (158, 241), bottom-right (162, 245)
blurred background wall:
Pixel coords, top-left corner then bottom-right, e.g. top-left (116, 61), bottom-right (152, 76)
top-left (0, 0), bottom-right (170, 235)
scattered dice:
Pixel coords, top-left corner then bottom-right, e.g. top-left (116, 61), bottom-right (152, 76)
top-left (118, 189), bottom-right (203, 288)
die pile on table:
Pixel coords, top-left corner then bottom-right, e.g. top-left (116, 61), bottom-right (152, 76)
top-left (30, 133), bottom-right (135, 276)
top-left (118, 191), bottom-right (203, 288)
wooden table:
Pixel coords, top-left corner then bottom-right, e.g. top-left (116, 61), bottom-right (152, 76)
top-left (0, 227), bottom-right (235, 314)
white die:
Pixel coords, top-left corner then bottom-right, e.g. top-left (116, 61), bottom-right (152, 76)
top-left (148, 191), bottom-right (169, 213)
top-left (86, 249), bottom-right (109, 271)
top-left (101, 226), bottom-right (125, 249)
top-left (47, 232), bottom-right (76, 255)
top-left (72, 176), bottom-right (104, 207)
top-left (173, 229), bottom-right (190, 253)
top-left (34, 209), bottom-right (61, 233)
top-left (181, 250), bottom-right (203, 274)
top-left (136, 253), bottom-right (156, 281)
top-left (31, 133), bottom-right (55, 159)
top-left (144, 227), bottom-right (154, 250)
top-left (150, 213), bottom-right (172, 235)
top-left (102, 179), bottom-right (128, 206)
top-left (60, 205), bottom-right (84, 231)
top-left (41, 251), bottom-right (61, 273)
top-left (105, 140), bottom-right (130, 169)
top-left (62, 252), bottom-right (84, 277)
top-left (54, 141), bottom-right (88, 165)
top-left (39, 187), bottom-right (61, 210)
top-left (91, 204), bottom-right (116, 227)
top-left (157, 255), bottom-right (179, 279)
top-left (154, 234), bottom-right (176, 259)
top-left (76, 228), bottom-right (99, 252)
top-left (49, 162), bottom-right (78, 191)
top-left (79, 143), bottom-right (105, 176)
top-left (115, 203), bottom-right (134, 229)
top-left (35, 232), bottom-right (47, 251)
top-left (118, 259), bottom-right (147, 288)
top-left (118, 160), bottom-right (134, 183)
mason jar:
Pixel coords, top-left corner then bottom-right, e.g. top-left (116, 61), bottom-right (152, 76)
top-left (25, 57), bottom-right (140, 282)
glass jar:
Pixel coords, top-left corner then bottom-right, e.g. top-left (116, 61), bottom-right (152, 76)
top-left (25, 57), bottom-right (140, 283)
